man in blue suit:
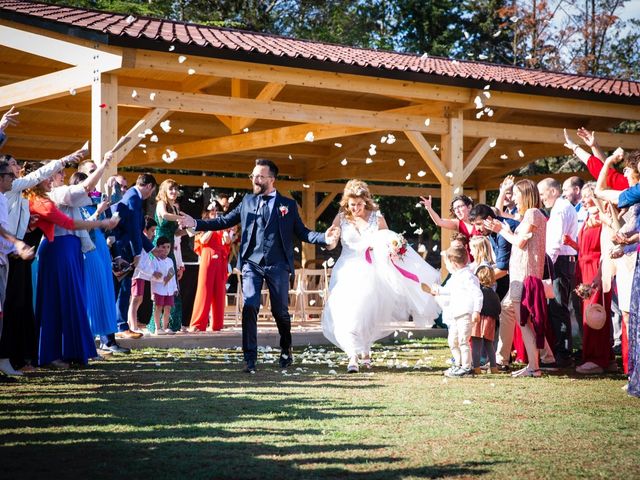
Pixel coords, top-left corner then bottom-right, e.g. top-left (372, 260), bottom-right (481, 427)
top-left (101, 173), bottom-right (157, 353)
top-left (180, 159), bottom-right (340, 373)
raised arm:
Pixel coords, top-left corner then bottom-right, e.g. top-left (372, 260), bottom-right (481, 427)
top-left (595, 148), bottom-right (625, 204)
top-left (156, 199), bottom-right (182, 222)
top-left (494, 175), bottom-right (515, 218)
top-left (419, 195), bottom-right (458, 231)
top-left (576, 127), bottom-right (606, 162)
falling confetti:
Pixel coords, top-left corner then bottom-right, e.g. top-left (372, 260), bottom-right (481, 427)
top-left (304, 131), bottom-right (315, 142)
top-left (487, 109), bottom-right (494, 117)
top-left (409, 222), bottom-right (416, 227)
top-left (138, 144), bottom-right (147, 149)
top-left (500, 154), bottom-right (508, 160)
top-left (334, 142), bottom-right (342, 148)
top-left (510, 15), bottom-right (519, 22)
top-left (476, 111), bottom-right (484, 119)
top-left (398, 158), bottom-right (406, 166)
top-left (463, 31), bottom-right (470, 39)
top-left (131, 90), bottom-right (138, 99)
top-left (187, 68), bottom-right (196, 75)
top-left (303, 184), bottom-right (310, 189)
top-left (99, 103), bottom-right (106, 109)
top-left (489, 139), bottom-right (497, 148)
top-left (483, 90), bottom-right (491, 99)
top-left (169, 45), bottom-right (175, 52)
top-left (160, 120), bottom-right (171, 133)
top-left (149, 92), bottom-right (156, 101)
top-left (144, 128), bottom-right (153, 136)
top-left (417, 170), bottom-right (426, 177)
top-left (202, 182), bottom-right (210, 189)
top-left (518, 149), bottom-right (525, 157)
top-left (150, 135), bottom-right (159, 143)
top-left (414, 227), bottom-right (424, 235)
top-left (341, 159), bottom-right (348, 166)
top-left (365, 158), bottom-right (373, 164)
top-left (406, 173), bottom-right (412, 180)
top-left (454, 187), bottom-right (461, 194)
top-left (125, 15), bottom-right (136, 24)
top-left (432, 245), bottom-right (438, 251)
top-left (309, 299), bottom-right (316, 306)
top-left (424, 118), bottom-right (431, 127)
top-left (178, 55), bottom-right (187, 64)
top-left (415, 202), bottom-right (421, 207)
top-left (243, 127), bottom-right (249, 133)
top-left (492, 30), bottom-right (501, 38)
top-left (432, 144), bottom-right (439, 152)
top-left (178, 128), bottom-right (184, 133)
top-left (445, 171), bottom-right (453, 178)
top-left (294, 247), bottom-right (300, 253)
top-left (421, 52), bottom-right (429, 59)
top-left (327, 257), bottom-right (335, 267)
top-left (69, 88), bottom-right (76, 96)
top-left (478, 54), bottom-right (488, 60)
top-left (368, 145), bottom-right (377, 156)
top-left (380, 136), bottom-right (388, 144)
top-left (474, 96), bottom-right (484, 109)
top-left (387, 134), bottom-right (396, 144)
top-left (162, 148), bottom-right (178, 163)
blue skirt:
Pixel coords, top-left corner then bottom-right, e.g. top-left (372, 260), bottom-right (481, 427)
top-left (36, 235), bottom-right (97, 365)
top-left (83, 229), bottom-right (118, 336)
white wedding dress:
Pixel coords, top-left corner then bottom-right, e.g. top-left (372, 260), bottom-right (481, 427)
top-left (321, 211), bottom-right (441, 357)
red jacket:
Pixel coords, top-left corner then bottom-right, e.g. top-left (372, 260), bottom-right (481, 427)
top-left (586, 155), bottom-right (629, 190)
top-left (520, 276), bottom-right (555, 349)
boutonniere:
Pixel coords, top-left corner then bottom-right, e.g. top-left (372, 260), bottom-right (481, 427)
top-left (279, 204), bottom-right (289, 217)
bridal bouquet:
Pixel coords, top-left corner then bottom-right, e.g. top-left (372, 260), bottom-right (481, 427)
top-left (388, 233), bottom-right (408, 261)
top-left (574, 283), bottom-right (594, 300)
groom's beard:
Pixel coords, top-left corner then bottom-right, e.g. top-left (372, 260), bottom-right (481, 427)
top-left (253, 183), bottom-right (267, 195)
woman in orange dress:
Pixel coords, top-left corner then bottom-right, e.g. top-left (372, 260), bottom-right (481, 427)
top-left (189, 202), bottom-right (231, 332)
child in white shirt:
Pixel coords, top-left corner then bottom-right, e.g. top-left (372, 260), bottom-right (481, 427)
top-left (429, 245), bottom-right (483, 377)
top-left (150, 236), bottom-right (178, 336)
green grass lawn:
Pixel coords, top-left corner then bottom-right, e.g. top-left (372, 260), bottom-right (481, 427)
top-left (1, 337), bottom-right (638, 480)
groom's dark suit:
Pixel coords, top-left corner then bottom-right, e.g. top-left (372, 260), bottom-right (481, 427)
top-left (196, 191), bottom-right (326, 366)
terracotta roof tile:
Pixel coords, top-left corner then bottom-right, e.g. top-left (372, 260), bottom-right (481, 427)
top-left (1, 0), bottom-right (639, 99)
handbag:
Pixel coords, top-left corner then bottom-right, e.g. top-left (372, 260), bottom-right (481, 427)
top-left (585, 288), bottom-right (607, 330)
top-left (542, 255), bottom-right (555, 299)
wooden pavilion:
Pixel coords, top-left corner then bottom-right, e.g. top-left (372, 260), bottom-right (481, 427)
top-left (1, 0), bottom-right (640, 259)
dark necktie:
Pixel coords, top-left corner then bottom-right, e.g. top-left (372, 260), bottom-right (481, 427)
top-left (260, 195), bottom-right (271, 225)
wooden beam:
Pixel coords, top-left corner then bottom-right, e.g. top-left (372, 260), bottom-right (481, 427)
top-left (0, 66), bottom-right (93, 110)
top-left (230, 78), bottom-right (249, 134)
top-left (464, 120), bottom-right (640, 149)
top-left (302, 183), bottom-right (317, 263)
top-left (404, 131), bottom-right (449, 185)
top-left (0, 24), bottom-right (122, 70)
top-left (92, 74), bottom-right (118, 189)
top-left (235, 82), bottom-right (285, 133)
top-left (441, 111), bottom-right (464, 188)
top-left (314, 192), bottom-right (338, 221)
top-left (119, 87), bottom-right (449, 134)
top-left (462, 137), bottom-right (495, 181)
top-left (118, 108), bottom-right (170, 160)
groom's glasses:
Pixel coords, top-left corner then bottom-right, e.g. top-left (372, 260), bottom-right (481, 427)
top-left (249, 174), bottom-right (274, 181)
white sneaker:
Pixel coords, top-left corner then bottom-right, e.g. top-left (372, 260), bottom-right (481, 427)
top-left (347, 356), bottom-right (359, 373)
top-left (511, 366), bottom-right (542, 378)
top-left (576, 361), bottom-right (604, 374)
top-left (154, 329), bottom-right (167, 336)
top-left (164, 329), bottom-right (176, 335)
top-left (0, 358), bottom-right (23, 376)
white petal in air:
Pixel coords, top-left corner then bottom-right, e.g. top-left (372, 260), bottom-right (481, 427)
top-left (304, 131), bottom-right (315, 142)
top-left (69, 88), bottom-right (76, 96)
top-left (341, 159), bottom-right (348, 166)
top-left (187, 68), bottom-right (196, 75)
top-left (387, 134), bottom-right (396, 144)
top-left (160, 120), bottom-right (171, 133)
top-left (125, 15), bottom-right (136, 24)
top-left (500, 154), bottom-right (508, 160)
top-left (365, 158), bottom-right (373, 164)
top-left (406, 173), bottom-right (412, 180)
top-left (149, 92), bottom-right (156, 101)
top-left (302, 184), bottom-right (310, 189)
top-left (334, 142), bottom-right (342, 148)
top-left (483, 90), bottom-right (491, 98)
top-left (417, 170), bottom-right (426, 177)
top-left (398, 158), bottom-right (406, 166)
top-left (474, 96), bottom-right (484, 109)
top-left (150, 135), bottom-right (159, 143)
top-left (178, 55), bottom-right (187, 64)
top-left (518, 150), bottom-right (525, 157)
top-left (478, 54), bottom-right (488, 60)
top-left (169, 45), bottom-right (175, 52)
top-left (131, 89), bottom-right (138, 98)
top-left (380, 136), bottom-right (388, 144)
top-left (414, 227), bottom-right (424, 235)
top-left (432, 144), bottom-right (439, 151)
top-left (243, 127), bottom-right (249, 133)
top-left (162, 149), bottom-right (178, 164)
top-left (424, 118), bottom-right (431, 127)
top-left (445, 171), bottom-right (453, 178)
top-left (489, 139), bottom-right (497, 148)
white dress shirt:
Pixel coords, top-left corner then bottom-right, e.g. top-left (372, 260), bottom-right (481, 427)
top-left (0, 192), bottom-right (13, 258)
top-left (546, 197), bottom-right (578, 263)
top-left (150, 256), bottom-right (178, 296)
top-left (437, 265), bottom-right (484, 319)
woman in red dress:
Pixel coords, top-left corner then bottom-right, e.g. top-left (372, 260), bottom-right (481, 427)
top-left (189, 202), bottom-right (231, 332)
top-left (564, 182), bottom-right (613, 374)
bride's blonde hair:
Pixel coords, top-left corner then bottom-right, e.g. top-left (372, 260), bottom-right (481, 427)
top-left (339, 179), bottom-right (378, 221)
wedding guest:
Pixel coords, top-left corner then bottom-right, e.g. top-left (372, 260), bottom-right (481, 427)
top-left (430, 245), bottom-right (483, 378)
top-left (150, 236), bottom-right (178, 336)
top-left (420, 194), bottom-right (478, 259)
top-left (189, 202), bottom-right (231, 332)
top-left (127, 216), bottom-right (157, 333)
top-left (108, 173), bottom-right (157, 349)
top-left (147, 179), bottom-right (185, 334)
top-left (27, 173), bottom-right (118, 367)
top-left (563, 182), bottom-right (614, 374)
top-left (494, 175), bottom-right (518, 218)
top-left (0, 142), bottom-right (87, 374)
top-left (471, 265), bottom-right (501, 375)
top-left (538, 177), bottom-right (578, 367)
top-left (487, 179), bottom-right (555, 376)
top-left (469, 203), bottom-right (519, 300)
top-left (594, 148), bottom-right (640, 397)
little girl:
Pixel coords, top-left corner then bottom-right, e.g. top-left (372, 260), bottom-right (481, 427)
top-left (150, 236), bottom-right (178, 335)
top-left (471, 265), bottom-right (501, 374)
top-left (468, 235), bottom-right (496, 273)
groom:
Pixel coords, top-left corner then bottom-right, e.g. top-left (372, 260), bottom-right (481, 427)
top-left (179, 159), bottom-right (339, 373)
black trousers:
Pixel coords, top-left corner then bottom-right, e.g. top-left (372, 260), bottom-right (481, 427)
top-left (549, 255), bottom-right (576, 359)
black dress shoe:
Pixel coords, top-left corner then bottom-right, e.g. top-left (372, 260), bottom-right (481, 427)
top-left (496, 363), bottom-right (510, 372)
top-left (243, 361), bottom-right (256, 373)
top-left (279, 349), bottom-right (293, 369)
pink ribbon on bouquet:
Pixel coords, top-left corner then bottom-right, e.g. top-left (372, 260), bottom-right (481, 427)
top-left (364, 247), bottom-right (419, 283)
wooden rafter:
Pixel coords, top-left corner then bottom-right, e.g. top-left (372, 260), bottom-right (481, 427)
top-left (404, 131), bottom-right (449, 185)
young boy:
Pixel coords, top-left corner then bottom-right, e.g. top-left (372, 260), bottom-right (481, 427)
top-left (150, 236), bottom-right (178, 336)
top-left (127, 216), bottom-right (158, 333)
top-left (429, 245), bottom-right (483, 377)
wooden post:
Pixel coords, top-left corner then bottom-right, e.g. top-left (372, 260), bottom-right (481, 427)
top-left (478, 189), bottom-right (487, 204)
top-left (440, 110), bottom-right (464, 277)
top-left (301, 183), bottom-right (317, 266)
top-left (91, 73), bottom-right (117, 191)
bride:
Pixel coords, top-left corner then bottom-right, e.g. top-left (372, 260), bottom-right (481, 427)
top-left (322, 180), bottom-right (441, 373)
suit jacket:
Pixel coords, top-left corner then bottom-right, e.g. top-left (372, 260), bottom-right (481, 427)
top-left (195, 192), bottom-right (325, 272)
top-left (110, 187), bottom-right (153, 261)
